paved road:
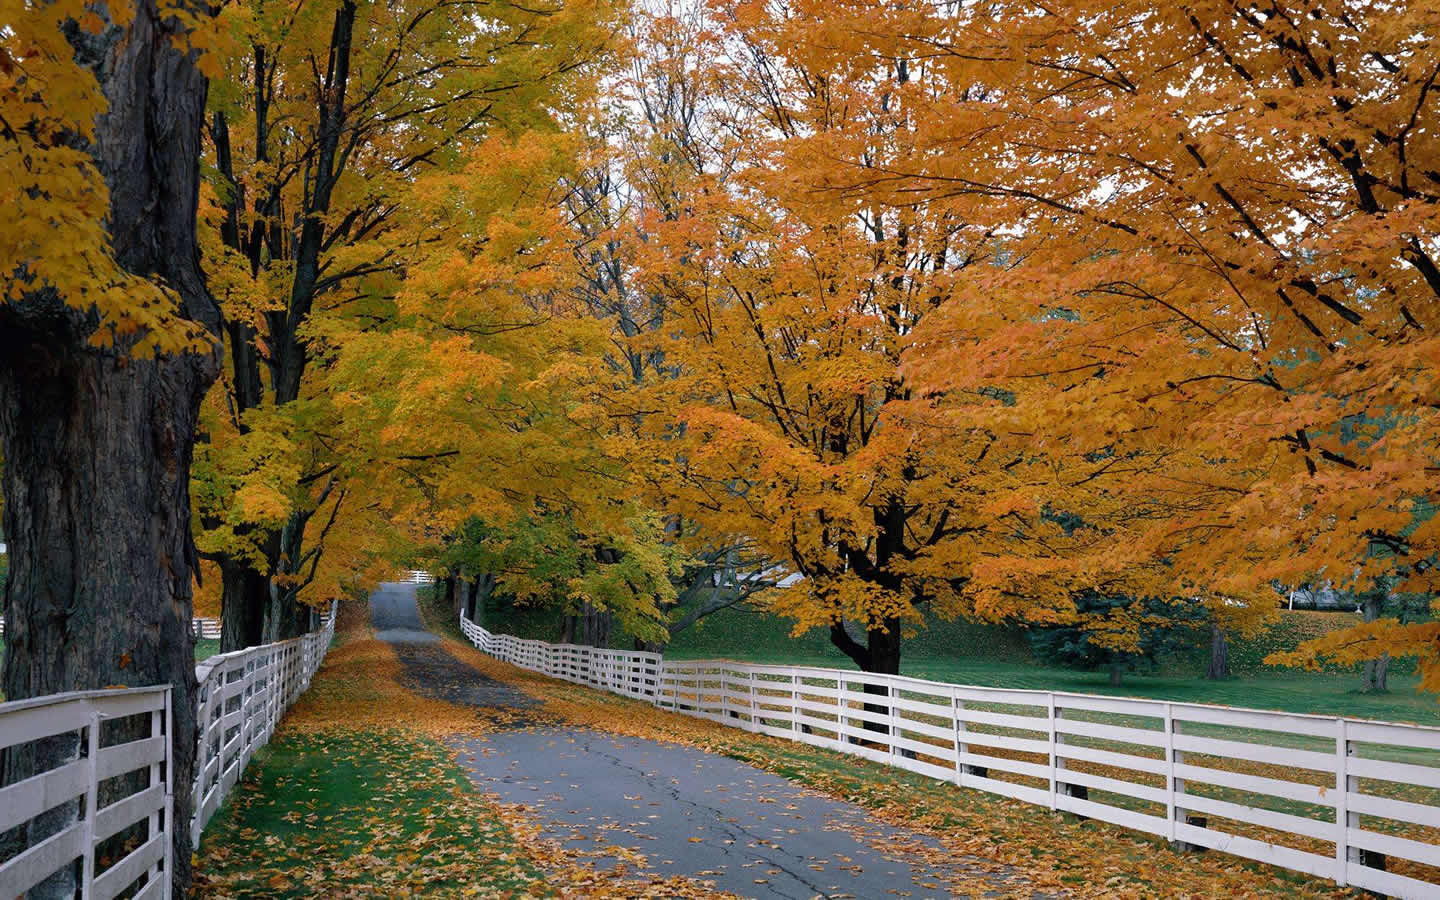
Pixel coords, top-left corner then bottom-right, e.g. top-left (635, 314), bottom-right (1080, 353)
top-left (372, 584), bottom-right (1019, 899)
top-left (369, 581), bottom-right (442, 643)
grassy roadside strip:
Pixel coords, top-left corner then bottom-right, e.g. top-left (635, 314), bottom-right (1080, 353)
top-left (195, 602), bottom-right (733, 898)
top-left (192, 605), bottom-right (549, 898)
top-left (193, 729), bottom-right (546, 897)
top-left (424, 620), bottom-right (1360, 899)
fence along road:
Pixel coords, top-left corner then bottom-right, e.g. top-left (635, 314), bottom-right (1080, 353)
top-left (0, 608), bottom-right (335, 898)
top-left (460, 612), bottom-right (1440, 900)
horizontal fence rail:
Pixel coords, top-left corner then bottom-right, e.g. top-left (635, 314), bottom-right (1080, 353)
top-left (0, 608), bottom-right (335, 898)
top-left (460, 613), bottom-right (1440, 899)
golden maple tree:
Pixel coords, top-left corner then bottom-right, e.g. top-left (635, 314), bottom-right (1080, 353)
top-left (750, 0), bottom-right (1439, 681)
top-left (192, 0), bottom-right (619, 647)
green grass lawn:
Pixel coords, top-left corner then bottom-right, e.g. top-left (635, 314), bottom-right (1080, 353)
top-left (194, 729), bottom-right (547, 897)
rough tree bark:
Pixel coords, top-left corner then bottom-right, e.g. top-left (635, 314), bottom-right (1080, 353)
top-left (463, 576), bottom-right (488, 621)
top-left (0, 0), bottom-right (220, 893)
top-left (1361, 592), bottom-right (1391, 693)
top-left (219, 556), bottom-right (267, 651)
top-left (830, 619), bottom-right (902, 740)
top-left (1205, 623), bottom-right (1231, 680)
top-left (563, 600), bottom-right (612, 648)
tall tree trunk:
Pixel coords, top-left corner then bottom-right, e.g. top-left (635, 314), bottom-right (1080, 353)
top-left (463, 577), bottom-right (483, 621)
top-left (468, 573), bottom-right (494, 622)
top-left (262, 585), bottom-right (309, 644)
top-left (259, 474), bottom-right (346, 644)
top-left (1109, 658), bottom-right (1125, 687)
top-left (828, 618), bottom-right (901, 739)
top-left (579, 600), bottom-right (611, 648)
top-left (441, 571), bottom-right (458, 617)
top-left (1360, 592), bottom-right (1391, 693)
top-left (0, 2), bottom-right (219, 895)
top-left (219, 556), bottom-right (268, 651)
top-left (828, 617), bottom-right (902, 674)
top-left (1205, 623), bottom-right (1231, 680)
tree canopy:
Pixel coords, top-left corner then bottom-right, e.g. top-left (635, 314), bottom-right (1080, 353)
top-left (7, 0), bottom-right (1439, 689)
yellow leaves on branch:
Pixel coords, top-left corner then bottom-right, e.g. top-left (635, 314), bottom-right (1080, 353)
top-left (2, 0), bottom-right (216, 355)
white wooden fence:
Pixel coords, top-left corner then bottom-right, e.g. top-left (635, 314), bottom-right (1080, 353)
top-left (0, 617), bottom-right (221, 640)
top-left (460, 613), bottom-right (1440, 899)
top-left (0, 687), bottom-right (173, 899)
top-left (0, 608), bottom-right (335, 898)
top-left (190, 618), bottom-right (221, 640)
top-left (190, 609), bottom-right (336, 842)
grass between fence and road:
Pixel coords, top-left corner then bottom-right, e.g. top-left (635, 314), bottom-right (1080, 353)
top-left (192, 602), bottom-right (710, 898)
top-left (195, 730), bottom-right (545, 896)
top-left (418, 592), bottom-right (1372, 897)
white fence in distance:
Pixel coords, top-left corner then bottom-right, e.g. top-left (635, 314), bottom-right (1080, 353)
top-left (460, 613), bottom-right (1440, 899)
top-left (0, 608), bottom-right (335, 898)
top-left (0, 617), bottom-right (222, 640)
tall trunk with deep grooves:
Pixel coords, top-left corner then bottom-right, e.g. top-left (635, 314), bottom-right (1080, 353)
top-left (0, 2), bottom-right (219, 894)
top-left (220, 556), bottom-right (268, 651)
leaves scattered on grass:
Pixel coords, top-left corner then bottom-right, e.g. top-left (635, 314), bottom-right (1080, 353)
top-left (194, 620), bottom-right (730, 898)
top-left (193, 730), bottom-right (546, 898)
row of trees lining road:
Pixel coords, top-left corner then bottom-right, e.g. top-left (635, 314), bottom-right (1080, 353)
top-left (1, 0), bottom-right (617, 892)
top-left (428, 1), bottom-right (1438, 687)
top-left (192, 0), bottom-right (616, 651)
top-left (4, 0), bottom-right (1439, 889)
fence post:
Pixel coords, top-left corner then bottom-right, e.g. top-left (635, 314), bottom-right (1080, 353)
top-left (953, 687), bottom-right (969, 787)
top-left (1335, 717), bottom-right (1350, 887)
top-left (243, 653), bottom-right (257, 769)
top-left (193, 677), bottom-right (210, 842)
top-left (720, 665), bottom-right (729, 721)
top-left (1164, 702), bottom-right (1176, 844)
top-left (1169, 708), bottom-right (1199, 851)
top-left (1046, 692), bottom-right (1057, 811)
top-left (790, 673), bottom-right (800, 735)
top-left (749, 668), bottom-right (759, 732)
top-left (888, 676), bottom-right (899, 764)
top-left (163, 686), bottom-right (174, 891)
top-left (82, 708), bottom-right (100, 894)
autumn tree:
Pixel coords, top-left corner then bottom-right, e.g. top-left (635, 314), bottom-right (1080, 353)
top-left (567, 99), bottom-right (788, 639)
top-left (604, 2), bottom-right (1198, 676)
top-left (197, 0), bottom-right (616, 648)
top-left (1, 0), bottom-right (219, 890)
top-left (743, 0), bottom-right (1438, 683)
